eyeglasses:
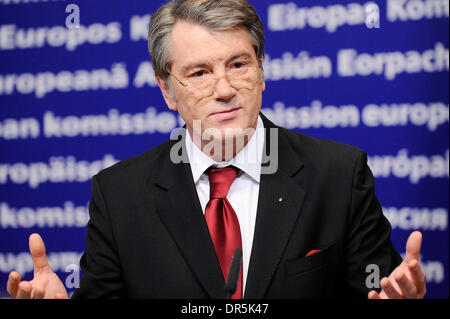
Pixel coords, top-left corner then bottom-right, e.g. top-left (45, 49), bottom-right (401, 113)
top-left (169, 66), bottom-right (261, 98)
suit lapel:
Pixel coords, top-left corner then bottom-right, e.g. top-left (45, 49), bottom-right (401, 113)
top-left (147, 130), bottom-right (225, 298)
top-left (244, 114), bottom-right (306, 298)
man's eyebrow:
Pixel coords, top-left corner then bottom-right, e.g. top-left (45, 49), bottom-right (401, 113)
top-left (180, 51), bottom-right (254, 74)
top-left (181, 62), bottom-right (210, 75)
top-left (225, 51), bottom-right (253, 64)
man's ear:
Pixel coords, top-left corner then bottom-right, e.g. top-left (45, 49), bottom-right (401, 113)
top-left (259, 69), bottom-right (266, 92)
top-left (156, 76), bottom-right (178, 111)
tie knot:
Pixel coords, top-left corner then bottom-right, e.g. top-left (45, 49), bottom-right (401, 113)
top-left (207, 166), bottom-right (239, 199)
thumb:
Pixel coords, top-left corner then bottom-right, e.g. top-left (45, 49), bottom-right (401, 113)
top-left (29, 233), bottom-right (51, 274)
top-left (404, 231), bottom-right (422, 263)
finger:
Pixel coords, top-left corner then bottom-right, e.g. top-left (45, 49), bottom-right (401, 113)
top-left (31, 271), bottom-right (50, 299)
top-left (32, 287), bottom-right (45, 299)
top-left (16, 281), bottom-right (32, 299)
top-left (29, 233), bottom-right (51, 274)
top-left (368, 290), bottom-right (381, 299)
top-left (380, 277), bottom-right (403, 299)
top-left (395, 271), bottom-right (417, 299)
top-left (7, 271), bottom-right (21, 298)
top-left (404, 231), bottom-right (422, 263)
top-left (408, 259), bottom-right (427, 297)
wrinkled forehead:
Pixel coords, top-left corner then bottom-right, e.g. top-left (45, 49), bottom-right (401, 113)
top-left (168, 21), bottom-right (257, 71)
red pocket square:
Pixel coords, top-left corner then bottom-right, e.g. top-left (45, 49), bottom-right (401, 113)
top-left (305, 249), bottom-right (322, 257)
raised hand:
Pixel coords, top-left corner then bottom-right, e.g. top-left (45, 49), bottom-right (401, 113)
top-left (368, 231), bottom-right (426, 299)
top-left (7, 233), bottom-right (69, 299)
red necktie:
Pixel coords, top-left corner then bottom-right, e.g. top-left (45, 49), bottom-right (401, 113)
top-left (205, 166), bottom-right (243, 299)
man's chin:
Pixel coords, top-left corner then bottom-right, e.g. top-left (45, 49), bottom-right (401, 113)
top-left (191, 123), bottom-right (257, 162)
top-left (205, 125), bottom-right (255, 140)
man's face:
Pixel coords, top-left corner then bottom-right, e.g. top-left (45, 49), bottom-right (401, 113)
top-left (157, 21), bottom-right (265, 144)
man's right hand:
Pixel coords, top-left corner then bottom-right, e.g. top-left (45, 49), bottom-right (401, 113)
top-left (7, 233), bottom-right (69, 299)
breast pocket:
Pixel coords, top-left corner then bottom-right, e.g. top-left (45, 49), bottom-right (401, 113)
top-left (284, 243), bottom-right (336, 277)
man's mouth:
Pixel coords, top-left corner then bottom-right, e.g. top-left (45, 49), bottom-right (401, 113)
top-left (210, 107), bottom-right (241, 120)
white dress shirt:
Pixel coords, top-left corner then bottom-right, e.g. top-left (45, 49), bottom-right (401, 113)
top-left (185, 116), bottom-right (265, 295)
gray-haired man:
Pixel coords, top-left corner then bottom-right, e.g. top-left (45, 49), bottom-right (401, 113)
top-left (8, 0), bottom-right (426, 299)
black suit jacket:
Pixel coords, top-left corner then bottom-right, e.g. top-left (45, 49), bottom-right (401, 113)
top-left (72, 113), bottom-right (402, 299)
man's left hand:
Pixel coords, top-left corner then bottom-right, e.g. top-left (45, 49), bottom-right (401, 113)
top-left (368, 231), bottom-right (426, 299)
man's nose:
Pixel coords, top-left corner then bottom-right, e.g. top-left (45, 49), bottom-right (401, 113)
top-left (213, 76), bottom-right (236, 101)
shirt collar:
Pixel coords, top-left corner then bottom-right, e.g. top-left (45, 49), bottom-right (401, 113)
top-left (185, 115), bottom-right (265, 183)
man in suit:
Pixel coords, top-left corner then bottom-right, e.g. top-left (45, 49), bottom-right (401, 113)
top-left (7, 0), bottom-right (426, 299)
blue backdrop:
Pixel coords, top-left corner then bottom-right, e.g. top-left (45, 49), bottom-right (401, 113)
top-left (0, 0), bottom-right (448, 298)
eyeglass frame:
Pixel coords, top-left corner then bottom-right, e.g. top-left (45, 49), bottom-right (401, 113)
top-left (167, 65), bottom-right (262, 91)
